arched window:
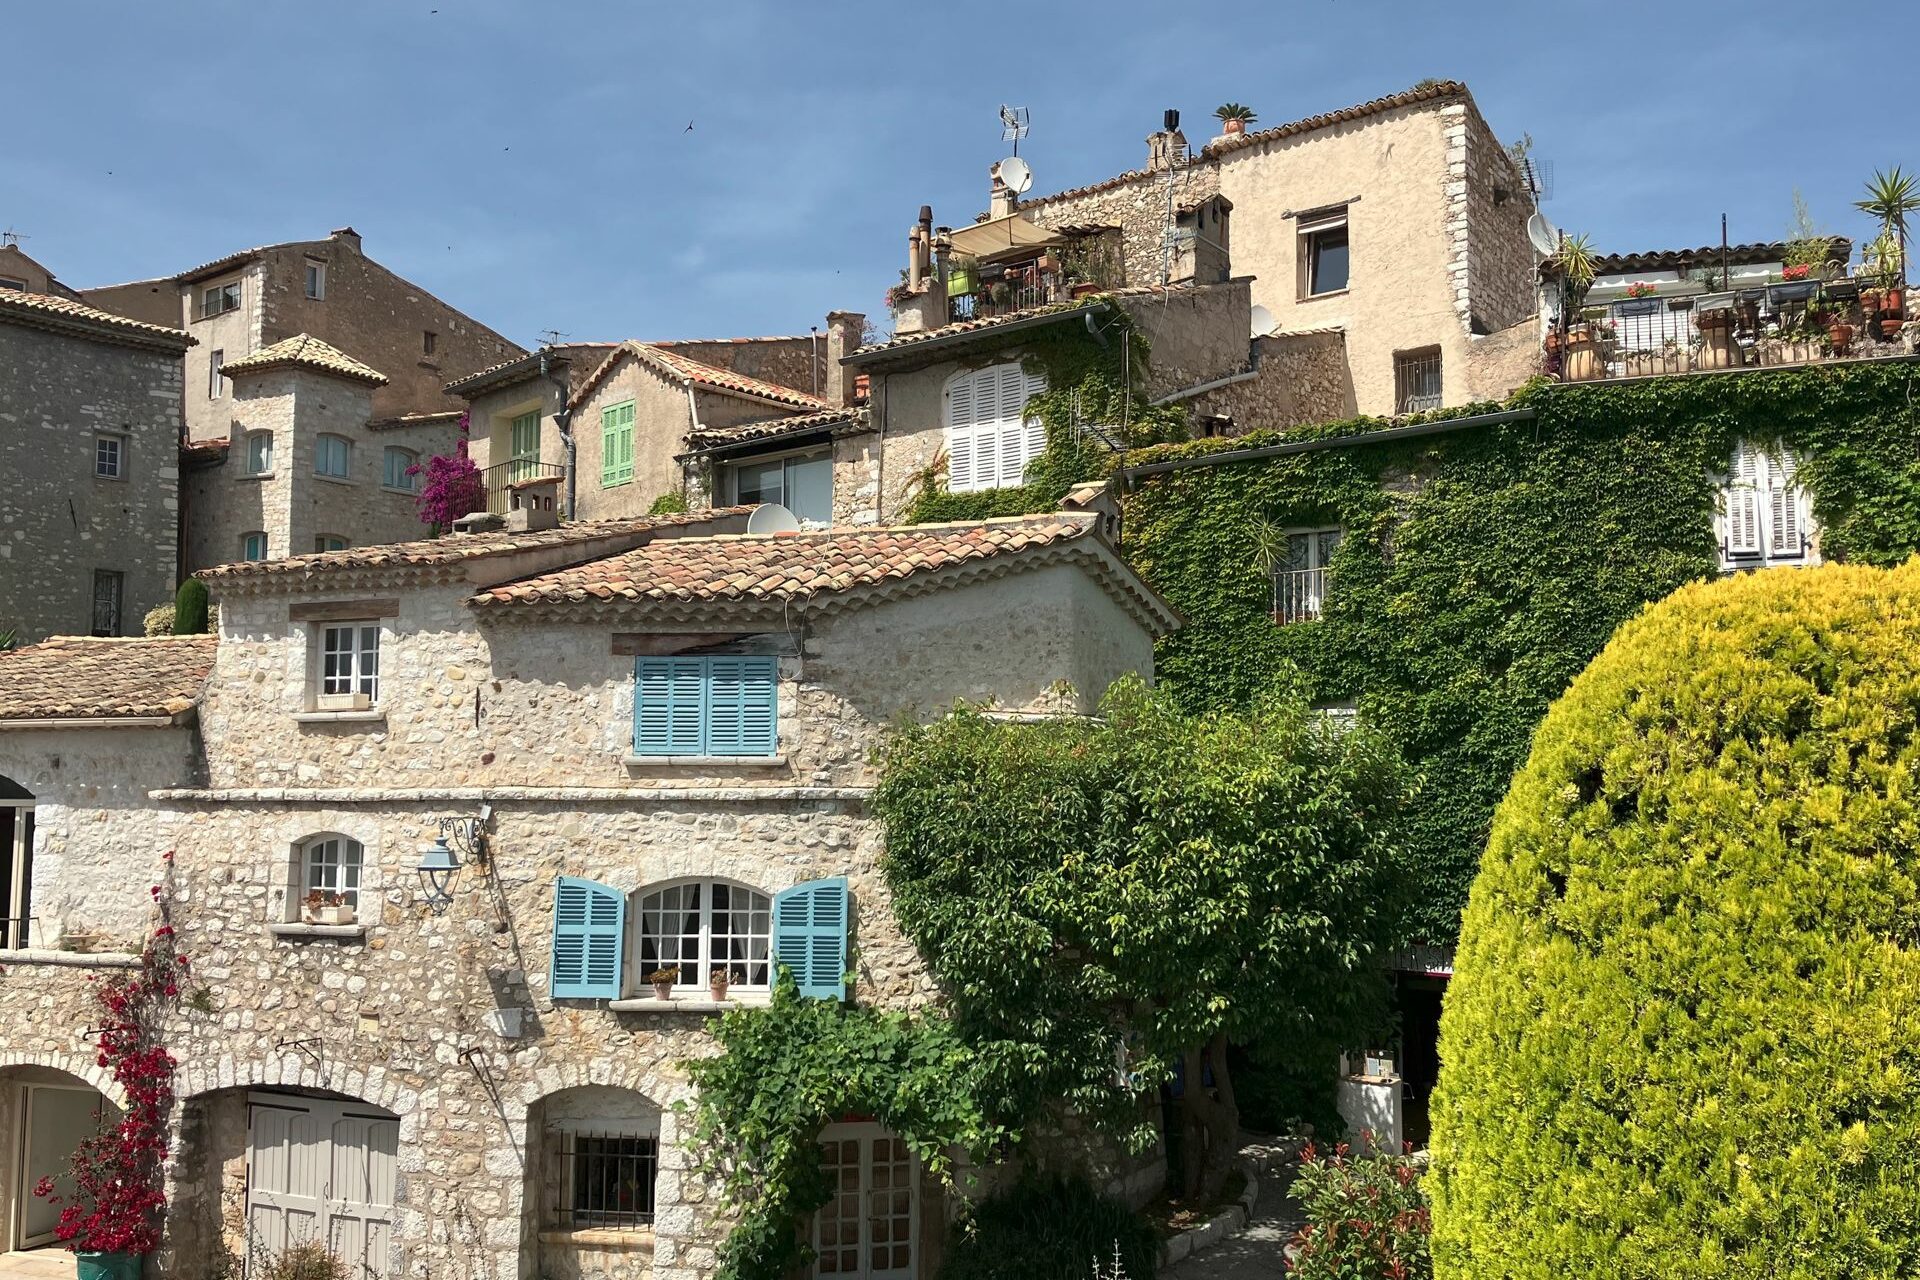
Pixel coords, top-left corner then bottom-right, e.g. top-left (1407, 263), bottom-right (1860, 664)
top-left (636, 880), bottom-right (770, 990)
top-left (943, 362), bottom-right (1047, 493)
top-left (383, 446), bottom-right (419, 492)
top-left (299, 834), bottom-right (364, 920)
top-left (245, 430), bottom-right (274, 475)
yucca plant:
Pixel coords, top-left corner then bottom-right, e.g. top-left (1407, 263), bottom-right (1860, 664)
top-left (1214, 103), bottom-right (1258, 126)
top-left (1856, 167), bottom-right (1919, 287)
top-left (1552, 232), bottom-right (1601, 313)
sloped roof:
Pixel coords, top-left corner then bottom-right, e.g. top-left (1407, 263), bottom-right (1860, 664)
top-left (845, 283), bottom-right (1192, 362)
top-left (220, 334), bottom-right (388, 386)
top-left (567, 341), bottom-right (830, 413)
top-left (685, 406), bottom-right (869, 454)
top-left (0, 289), bottom-right (195, 353)
top-left (443, 342), bottom-right (620, 398)
top-left (0, 636), bottom-right (216, 723)
top-left (1591, 238), bottom-right (1852, 275)
top-left (469, 512), bottom-right (1181, 633)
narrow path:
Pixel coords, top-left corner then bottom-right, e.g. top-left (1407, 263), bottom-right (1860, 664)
top-left (1162, 1156), bottom-right (1303, 1280)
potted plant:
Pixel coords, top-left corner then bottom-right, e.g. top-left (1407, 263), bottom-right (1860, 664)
top-left (1214, 103), bottom-right (1257, 136)
top-left (1855, 166), bottom-right (1919, 291)
top-left (1553, 234), bottom-right (1606, 379)
top-left (1624, 281), bottom-right (1657, 299)
top-left (1696, 306), bottom-right (1738, 368)
top-left (707, 967), bottom-right (735, 1001)
top-left (303, 890), bottom-right (353, 927)
top-left (1864, 232), bottom-right (1906, 335)
top-left (647, 966), bottom-right (679, 1000)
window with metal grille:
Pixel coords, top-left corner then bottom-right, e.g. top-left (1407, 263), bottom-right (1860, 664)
top-left (200, 282), bottom-right (241, 318)
top-left (1274, 528), bottom-right (1342, 625)
top-left (550, 1132), bottom-right (658, 1229)
top-left (1394, 348), bottom-right (1443, 414)
top-left (90, 570), bottom-right (124, 637)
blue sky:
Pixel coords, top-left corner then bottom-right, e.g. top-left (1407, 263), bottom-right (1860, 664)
top-left (8, 0), bottom-right (1916, 348)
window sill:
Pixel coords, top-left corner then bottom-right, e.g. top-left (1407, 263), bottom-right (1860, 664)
top-left (608, 992), bottom-right (772, 1013)
top-left (93, 474), bottom-right (127, 483)
top-left (239, 471), bottom-right (275, 482)
top-left (314, 474), bottom-right (356, 487)
top-left (623, 754), bottom-right (787, 769)
top-left (537, 1228), bottom-right (654, 1249)
top-left (381, 485), bottom-right (419, 496)
top-left (293, 709), bottom-right (385, 725)
top-left (1298, 288), bottom-right (1350, 302)
top-left (268, 923), bottom-right (368, 942)
top-left (0, 948), bottom-right (142, 969)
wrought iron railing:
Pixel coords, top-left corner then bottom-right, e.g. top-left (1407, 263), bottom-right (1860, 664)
top-left (949, 271), bottom-right (1073, 323)
top-left (480, 460), bottom-right (564, 514)
top-left (1273, 567), bottom-right (1327, 625)
top-left (1394, 350), bottom-right (1444, 414)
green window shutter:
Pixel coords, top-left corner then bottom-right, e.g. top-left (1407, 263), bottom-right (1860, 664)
top-left (772, 876), bottom-right (848, 1000)
top-left (633, 657), bottom-right (708, 755)
top-left (704, 656), bottom-right (778, 756)
top-left (550, 876), bottom-right (625, 999)
top-left (601, 402), bottom-right (635, 487)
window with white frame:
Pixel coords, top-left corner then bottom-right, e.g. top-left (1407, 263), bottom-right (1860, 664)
top-left (1719, 441), bottom-right (1815, 570)
top-left (208, 349), bottom-right (224, 399)
top-left (245, 431), bottom-right (274, 475)
top-left (313, 534), bottom-right (349, 553)
top-left (814, 1123), bottom-right (917, 1278)
top-left (200, 281), bottom-right (241, 319)
top-left (1274, 527), bottom-right (1342, 625)
top-left (635, 880), bottom-right (771, 991)
top-left (383, 446), bottom-right (419, 492)
top-left (304, 260), bottom-right (325, 300)
top-left (241, 531), bottom-right (269, 561)
top-left (315, 434), bottom-right (352, 479)
top-left (298, 834), bottom-right (364, 917)
top-left (1298, 207), bottom-right (1350, 298)
top-left (724, 449), bottom-right (832, 524)
top-left (318, 623), bottom-right (380, 706)
top-left (0, 777), bottom-right (34, 951)
top-left (944, 362), bottom-right (1047, 492)
top-left (94, 434), bottom-right (125, 480)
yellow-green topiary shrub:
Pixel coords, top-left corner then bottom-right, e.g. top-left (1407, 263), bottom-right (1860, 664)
top-left (1430, 560), bottom-right (1920, 1280)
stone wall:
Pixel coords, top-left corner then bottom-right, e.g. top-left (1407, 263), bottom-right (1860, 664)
top-left (1019, 160), bottom-right (1223, 293)
top-left (651, 337), bottom-right (823, 402)
top-left (569, 357), bottom-right (694, 520)
top-left (1184, 329), bottom-right (1357, 436)
top-left (0, 322), bottom-right (183, 640)
top-left (1467, 316), bottom-right (1546, 403)
top-left (182, 263), bottom-right (263, 444)
top-left (1123, 280), bottom-right (1253, 400)
top-left (1448, 103), bottom-right (1541, 338)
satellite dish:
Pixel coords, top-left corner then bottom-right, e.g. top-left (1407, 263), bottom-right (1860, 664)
top-left (998, 155), bottom-right (1033, 195)
top-left (745, 503), bottom-right (800, 535)
top-left (1249, 304), bottom-right (1276, 337)
top-left (1527, 212), bottom-right (1558, 257)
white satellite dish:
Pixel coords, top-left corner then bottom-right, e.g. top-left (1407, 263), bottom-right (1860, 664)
top-left (1527, 212), bottom-right (1559, 257)
top-left (1249, 304), bottom-right (1276, 337)
top-left (998, 155), bottom-right (1033, 195)
top-left (745, 503), bottom-right (800, 535)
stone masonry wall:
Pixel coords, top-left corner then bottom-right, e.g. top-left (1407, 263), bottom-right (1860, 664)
top-left (1186, 329), bottom-right (1357, 436)
top-left (1448, 103), bottom-right (1541, 338)
top-left (0, 323), bottom-right (183, 640)
top-left (182, 263), bottom-right (263, 444)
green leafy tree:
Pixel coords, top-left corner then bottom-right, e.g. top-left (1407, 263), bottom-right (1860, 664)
top-left (647, 490), bottom-right (689, 515)
top-left (1431, 560), bottom-right (1920, 1278)
top-left (171, 579), bottom-right (209, 635)
top-left (875, 676), bottom-right (1412, 1199)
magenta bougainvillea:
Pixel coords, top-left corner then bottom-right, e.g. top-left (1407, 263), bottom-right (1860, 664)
top-left (410, 410), bottom-right (487, 530)
top-left (35, 854), bottom-right (187, 1256)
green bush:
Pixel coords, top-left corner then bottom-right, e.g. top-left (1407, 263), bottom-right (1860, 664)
top-left (1289, 1142), bottom-right (1431, 1280)
top-left (1430, 561), bottom-right (1920, 1279)
top-left (940, 1173), bottom-right (1156, 1280)
top-left (647, 491), bottom-right (689, 515)
top-left (171, 578), bottom-right (209, 634)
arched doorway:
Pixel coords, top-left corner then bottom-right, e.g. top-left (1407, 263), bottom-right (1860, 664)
top-left (0, 1066), bottom-right (118, 1257)
top-left (0, 774), bottom-right (33, 951)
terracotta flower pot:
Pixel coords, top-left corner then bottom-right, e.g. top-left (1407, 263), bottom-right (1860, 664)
top-left (708, 974), bottom-right (730, 1001)
top-left (651, 980), bottom-right (674, 1000)
top-left (1829, 322), bottom-right (1855, 354)
top-left (1882, 317), bottom-right (1905, 339)
top-left (1223, 118), bottom-right (1246, 135)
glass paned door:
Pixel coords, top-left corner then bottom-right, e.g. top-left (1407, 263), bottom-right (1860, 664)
top-left (814, 1125), bottom-right (916, 1278)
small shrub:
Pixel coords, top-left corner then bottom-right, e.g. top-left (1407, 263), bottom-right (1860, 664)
top-left (142, 604), bottom-right (174, 637)
top-left (259, 1243), bottom-right (348, 1280)
top-left (1288, 1142), bottom-right (1431, 1280)
top-left (171, 578), bottom-right (210, 634)
top-left (647, 490), bottom-right (689, 515)
top-left (940, 1173), bottom-right (1156, 1280)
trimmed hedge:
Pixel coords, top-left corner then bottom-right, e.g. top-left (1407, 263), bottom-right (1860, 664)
top-left (171, 578), bottom-right (209, 635)
top-left (1430, 560), bottom-right (1920, 1278)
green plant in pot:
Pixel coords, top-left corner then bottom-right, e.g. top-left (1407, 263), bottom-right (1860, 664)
top-left (1863, 232), bottom-right (1906, 335)
top-left (1855, 166), bottom-right (1919, 290)
top-left (1553, 234), bottom-right (1605, 379)
top-left (1215, 102), bottom-right (1258, 135)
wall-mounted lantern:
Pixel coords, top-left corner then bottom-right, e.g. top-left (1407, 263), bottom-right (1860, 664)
top-left (415, 804), bottom-right (491, 914)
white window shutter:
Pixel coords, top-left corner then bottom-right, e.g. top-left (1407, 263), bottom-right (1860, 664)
top-left (1769, 449), bottom-right (1805, 557)
top-left (1724, 442), bottom-right (1762, 557)
top-left (946, 373), bottom-right (977, 491)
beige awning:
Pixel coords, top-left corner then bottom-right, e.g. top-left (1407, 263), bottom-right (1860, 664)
top-left (948, 215), bottom-right (1065, 263)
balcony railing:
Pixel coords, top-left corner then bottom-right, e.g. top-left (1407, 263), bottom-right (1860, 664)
top-left (481, 459), bottom-right (564, 514)
top-left (1273, 567), bottom-right (1327, 625)
top-left (1551, 280), bottom-right (1912, 383)
top-left (949, 270), bottom-right (1080, 323)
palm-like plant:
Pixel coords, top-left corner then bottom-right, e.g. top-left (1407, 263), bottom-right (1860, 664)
top-left (1553, 233), bottom-right (1601, 314)
top-left (1214, 103), bottom-right (1258, 125)
top-left (1856, 167), bottom-right (1920, 287)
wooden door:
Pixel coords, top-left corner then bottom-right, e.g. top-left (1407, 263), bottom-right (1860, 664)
top-left (247, 1094), bottom-right (398, 1277)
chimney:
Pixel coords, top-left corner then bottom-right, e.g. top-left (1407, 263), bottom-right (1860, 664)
top-left (908, 205), bottom-right (934, 290)
top-left (505, 475), bottom-right (561, 531)
top-left (1146, 108), bottom-right (1188, 174)
top-left (824, 311), bottom-right (866, 407)
top-left (330, 226), bottom-right (362, 252)
top-left (988, 163), bottom-right (1017, 219)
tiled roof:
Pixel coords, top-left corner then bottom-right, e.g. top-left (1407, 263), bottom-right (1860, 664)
top-left (0, 289), bottom-right (195, 352)
top-left (175, 243), bottom-right (278, 283)
top-left (367, 409), bottom-right (466, 432)
top-left (651, 334), bottom-right (815, 346)
top-left (685, 406), bottom-right (868, 453)
top-left (1019, 81), bottom-right (1471, 209)
top-left (846, 284), bottom-right (1191, 361)
top-left (220, 334), bottom-right (388, 386)
top-left (1591, 238), bottom-right (1852, 274)
top-left (0, 636), bottom-right (216, 723)
top-left (443, 342), bottom-right (619, 398)
top-left (197, 508), bottom-right (754, 585)
top-left (568, 341), bottom-right (830, 412)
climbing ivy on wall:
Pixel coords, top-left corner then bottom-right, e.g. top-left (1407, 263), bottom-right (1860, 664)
top-left (902, 301), bottom-right (1188, 523)
top-left (1124, 361), bottom-right (1920, 941)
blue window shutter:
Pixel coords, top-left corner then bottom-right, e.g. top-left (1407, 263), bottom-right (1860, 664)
top-left (633, 657), bottom-right (708, 756)
top-left (706, 656), bottom-right (778, 756)
top-left (772, 876), bottom-right (848, 1000)
top-left (551, 876), bottom-right (625, 999)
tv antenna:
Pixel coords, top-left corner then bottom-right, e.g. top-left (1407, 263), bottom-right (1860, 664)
top-left (997, 155), bottom-right (1033, 196)
top-left (1, 227), bottom-right (24, 248)
top-left (999, 105), bottom-right (1030, 156)
top-left (538, 328), bottom-right (570, 346)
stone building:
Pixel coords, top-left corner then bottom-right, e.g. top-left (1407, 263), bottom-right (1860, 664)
top-left (887, 81), bottom-right (1546, 418)
top-left (0, 291), bottom-right (194, 641)
top-left (0, 242), bottom-right (84, 299)
top-left (180, 335), bottom-right (449, 571)
top-left (79, 227), bottom-right (525, 444)
top-left (0, 500), bottom-right (1175, 1280)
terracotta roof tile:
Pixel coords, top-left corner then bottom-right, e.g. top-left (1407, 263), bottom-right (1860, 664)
top-left (568, 341), bottom-right (830, 412)
top-left (0, 290), bottom-right (195, 351)
top-left (0, 636), bottom-right (216, 722)
top-left (847, 284), bottom-right (1191, 360)
top-left (1590, 238), bottom-right (1851, 275)
top-left (471, 514), bottom-right (1097, 609)
top-left (686, 406), bottom-right (868, 452)
top-left (443, 342), bottom-right (619, 398)
top-left (220, 334), bottom-right (388, 386)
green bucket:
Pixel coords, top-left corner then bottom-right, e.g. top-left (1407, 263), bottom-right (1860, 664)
top-left (75, 1252), bottom-right (143, 1280)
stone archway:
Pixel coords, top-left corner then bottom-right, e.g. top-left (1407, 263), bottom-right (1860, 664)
top-left (0, 1062), bottom-right (120, 1256)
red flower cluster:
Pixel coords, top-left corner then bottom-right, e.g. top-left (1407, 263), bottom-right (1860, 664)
top-left (1287, 1136), bottom-right (1431, 1280)
top-left (1624, 281), bottom-right (1658, 299)
top-left (37, 858), bottom-right (188, 1257)
top-left (1782, 264), bottom-right (1812, 282)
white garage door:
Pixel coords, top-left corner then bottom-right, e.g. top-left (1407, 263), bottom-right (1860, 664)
top-left (247, 1093), bottom-right (398, 1278)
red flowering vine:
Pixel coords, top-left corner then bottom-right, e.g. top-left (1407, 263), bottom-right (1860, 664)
top-left (36, 853), bottom-right (187, 1256)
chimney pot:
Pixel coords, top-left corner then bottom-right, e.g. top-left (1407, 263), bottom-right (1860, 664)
top-left (823, 311), bottom-right (867, 407)
top-left (1164, 108), bottom-right (1180, 132)
top-left (330, 226), bottom-right (362, 251)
